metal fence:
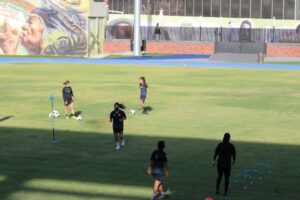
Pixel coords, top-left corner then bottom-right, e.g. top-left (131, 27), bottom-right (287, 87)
top-left (105, 25), bottom-right (300, 43)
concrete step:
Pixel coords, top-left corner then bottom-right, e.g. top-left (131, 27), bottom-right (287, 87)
top-left (210, 53), bottom-right (260, 63)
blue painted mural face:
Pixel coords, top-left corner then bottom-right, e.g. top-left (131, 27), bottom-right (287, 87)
top-left (0, 0), bottom-right (88, 56)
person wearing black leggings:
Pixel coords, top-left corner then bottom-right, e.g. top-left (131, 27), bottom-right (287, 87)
top-left (213, 133), bottom-right (236, 196)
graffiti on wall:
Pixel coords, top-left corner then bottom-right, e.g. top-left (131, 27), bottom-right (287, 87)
top-left (0, 0), bottom-right (88, 56)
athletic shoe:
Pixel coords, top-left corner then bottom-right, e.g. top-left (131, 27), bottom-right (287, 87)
top-left (161, 194), bottom-right (169, 199)
top-left (115, 143), bottom-right (120, 150)
top-left (72, 115), bottom-right (77, 119)
top-left (66, 116), bottom-right (69, 119)
top-left (151, 194), bottom-right (159, 200)
top-left (121, 139), bottom-right (125, 146)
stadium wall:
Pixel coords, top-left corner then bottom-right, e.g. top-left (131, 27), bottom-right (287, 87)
top-left (266, 43), bottom-right (300, 57)
top-left (103, 40), bottom-right (215, 55)
top-left (103, 40), bottom-right (300, 58)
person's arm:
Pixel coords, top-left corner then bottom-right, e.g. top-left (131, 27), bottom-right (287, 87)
top-left (164, 162), bottom-right (169, 176)
top-left (163, 153), bottom-right (169, 176)
top-left (148, 152), bottom-right (155, 174)
top-left (213, 144), bottom-right (220, 166)
top-left (70, 87), bottom-right (74, 99)
top-left (232, 144), bottom-right (236, 165)
top-left (146, 85), bottom-right (150, 96)
top-left (62, 88), bottom-right (66, 101)
top-left (109, 112), bottom-right (113, 123)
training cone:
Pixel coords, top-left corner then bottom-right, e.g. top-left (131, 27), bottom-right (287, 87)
top-left (205, 197), bottom-right (213, 200)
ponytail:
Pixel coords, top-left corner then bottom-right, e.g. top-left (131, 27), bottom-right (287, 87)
top-left (114, 102), bottom-right (126, 110)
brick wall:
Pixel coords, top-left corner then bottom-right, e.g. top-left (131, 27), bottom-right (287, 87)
top-left (103, 40), bottom-right (214, 55)
top-left (103, 40), bottom-right (131, 54)
top-left (266, 43), bottom-right (300, 57)
top-left (146, 41), bottom-right (214, 55)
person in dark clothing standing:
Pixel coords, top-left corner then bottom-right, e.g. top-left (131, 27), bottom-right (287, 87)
top-left (110, 102), bottom-right (127, 150)
top-left (154, 23), bottom-right (161, 40)
top-left (213, 133), bottom-right (236, 196)
top-left (147, 141), bottom-right (169, 200)
top-left (62, 80), bottom-right (76, 119)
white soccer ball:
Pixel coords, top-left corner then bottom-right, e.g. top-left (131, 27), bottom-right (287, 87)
top-left (48, 112), bottom-right (54, 118)
top-left (53, 110), bottom-right (60, 118)
top-left (76, 115), bottom-right (82, 121)
top-left (130, 109), bottom-right (136, 115)
top-left (48, 110), bottom-right (60, 118)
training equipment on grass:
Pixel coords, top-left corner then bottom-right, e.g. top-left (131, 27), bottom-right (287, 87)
top-left (48, 110), bottom-right (60, 118)
top-left (229, 163), bottom-right (272, 190)
top-left (49, 93), bottom-right (58, 144)
top-left (130, 109), bottom-right (136, 115)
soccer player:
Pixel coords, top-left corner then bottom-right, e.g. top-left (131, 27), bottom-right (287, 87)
top-left (213, 133), bottom-right (236, 196)
top-left (110, 102), bottom-right (127, 150)
top-left (147, 141), bottom-right (169, 200)
top-left (62, 80), bottom-right (76, 119)
top-left (139, 76), bottom-right (149, 114)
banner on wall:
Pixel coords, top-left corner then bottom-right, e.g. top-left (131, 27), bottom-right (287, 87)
top-left (0, 0), bottom-right (89, 56)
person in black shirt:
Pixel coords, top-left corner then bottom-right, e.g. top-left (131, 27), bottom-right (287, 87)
top-left (110, 102), bottom-right (127, 150)
top-left (213, 133), bottom-right (236, 196)
top-left (148, 141), bottom-right (169, 200)
top-left (154, 23), bottom-right (161, 40)
top-left (62, 81), bottom-right (76, 119)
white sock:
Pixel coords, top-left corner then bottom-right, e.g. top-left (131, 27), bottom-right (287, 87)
top-left (152, 193), bottom-right (158, 199)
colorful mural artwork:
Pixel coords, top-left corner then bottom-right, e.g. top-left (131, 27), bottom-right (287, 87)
top-left (0, 0), bottom-right (88, 56)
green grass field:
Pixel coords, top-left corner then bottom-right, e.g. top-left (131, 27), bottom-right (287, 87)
top-left (0, 63), bottom-right (299, 200)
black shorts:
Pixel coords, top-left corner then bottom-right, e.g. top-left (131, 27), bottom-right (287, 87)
top-left (140, 95), bottom-right (146, 102)
top-left (64, 98), bottom-right (73, 106)
top-left (113, 124), bottom-right (124, 134)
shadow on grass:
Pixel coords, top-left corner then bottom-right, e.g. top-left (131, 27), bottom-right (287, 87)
top-left (0, 116), bottom-right (13, 122)
top-left (144, 106), bottom-right (153, 112)
top-left (74, 111), bottom-right (82, 117)
top-left (0, 127), bottom-right (298, 200)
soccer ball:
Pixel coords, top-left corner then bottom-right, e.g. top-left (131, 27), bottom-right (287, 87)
top-left (49, 110), bottom-right (60, 118)
top-left (130, 109), bottom-right (136, 115)
top-left (76, 115), bottom-right (82, 121)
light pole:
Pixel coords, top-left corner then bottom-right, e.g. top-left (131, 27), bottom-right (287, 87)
top-left (134, 0), bottom-right (141, 56)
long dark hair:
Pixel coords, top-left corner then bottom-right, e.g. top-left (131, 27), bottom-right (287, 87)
top-left (114, 102), bottom-right (126, 110)
top-left (139, 76), bottom-right (147, 87)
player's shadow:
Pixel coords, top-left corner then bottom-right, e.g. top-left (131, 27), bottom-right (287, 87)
top-left (74, 111), bottom-right (82, 117)
top-left (144, 106), bottom-right (153, 112)
top-left (0, 115), bottom-right (13, 122)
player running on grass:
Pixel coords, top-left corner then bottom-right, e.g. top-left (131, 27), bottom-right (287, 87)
top-left (110, 102), bottom-right (127, 150)
top-left (62, 81), bottom-right (76, 119)
top-left (147, 141), bottom-right (169, 200)
top-left (139, 76), bottom-right (150, 114)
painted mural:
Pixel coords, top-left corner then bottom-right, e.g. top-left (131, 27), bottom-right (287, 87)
top-left (0, 0), bottom-right (88, 56)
